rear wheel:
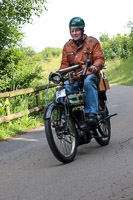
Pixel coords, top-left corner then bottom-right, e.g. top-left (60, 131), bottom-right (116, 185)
top-left (45, 104), bottom-right (78, 163)
top-left (94, 104), bottom-right (111, 146)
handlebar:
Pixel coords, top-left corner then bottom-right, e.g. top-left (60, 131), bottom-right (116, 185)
top-left (80, 59), bottom-right (91, 78)
top-left (56, 59), bottom-right (91, 76)
top-left (49, 59), bottom-right (91, 84)
top-left (56, 64), bottom-right (82, 75)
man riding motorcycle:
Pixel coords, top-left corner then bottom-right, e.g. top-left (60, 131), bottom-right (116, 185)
top-left (59, 17), bottom-right (105, 125)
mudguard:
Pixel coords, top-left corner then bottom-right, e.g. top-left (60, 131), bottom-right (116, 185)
top-left (44, 100), bottom-right (64, 120)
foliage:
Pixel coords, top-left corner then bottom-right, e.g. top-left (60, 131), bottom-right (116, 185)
top-left (0, 0), bottom-right (47, 92)
top-left (0, 100), bottom-right (6, 116)
top-left (127, 19), bottom-right (133, 55)
top-left (99, 33), bottom-right (109, 42)
top-left (0, 47), bottom-right (43, 92)
top-left (30, 47), bottom-right (62, 86)
top-left (100, 33), bottom-right (130, 60)
top-left (0, 0), bottom-right (47, 49)
top-left (99, 20), bottom-right (133, 60)
top-left (33, 47), bottom-right (62, 62)
top-left (0, 51), bottom-right (62, 141)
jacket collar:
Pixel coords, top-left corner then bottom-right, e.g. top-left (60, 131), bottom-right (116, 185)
top-left (72, 34), bottom-right (87, 49)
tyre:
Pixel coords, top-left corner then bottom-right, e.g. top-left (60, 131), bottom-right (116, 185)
top-left (45, 104), bottom-right (78, 163)
top-left (94, 104), bottom-right (111, 146)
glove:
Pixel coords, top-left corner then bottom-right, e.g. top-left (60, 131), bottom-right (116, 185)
top-left (88, 65), bottom-right (98, 74)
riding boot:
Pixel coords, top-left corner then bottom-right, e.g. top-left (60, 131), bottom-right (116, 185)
top-left (86, 113), bottom-right (97, 126)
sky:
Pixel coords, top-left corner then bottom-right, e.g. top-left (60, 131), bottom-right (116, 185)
top-left (22, 0), bottom-right (133, 52)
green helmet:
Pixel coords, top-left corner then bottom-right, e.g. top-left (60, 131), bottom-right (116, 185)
top-left (69, 17), bottom-right (85, 29)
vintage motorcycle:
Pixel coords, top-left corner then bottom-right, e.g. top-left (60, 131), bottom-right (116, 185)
top-left (44, 60), bottom-right (116, 163)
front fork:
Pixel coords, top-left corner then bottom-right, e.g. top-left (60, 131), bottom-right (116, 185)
top-left (63, 97), bottom-right (70, 132)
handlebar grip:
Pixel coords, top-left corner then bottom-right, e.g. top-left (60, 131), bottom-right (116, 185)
top-left (85, 59), bottom-right (91, 67)
top-left (80, 59), bottom-right (91, 78)
top-left (81, 66), bottom-right (87, 78)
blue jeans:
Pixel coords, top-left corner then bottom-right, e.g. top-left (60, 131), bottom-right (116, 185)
top-left (64, 74), bottom-right (98, 114)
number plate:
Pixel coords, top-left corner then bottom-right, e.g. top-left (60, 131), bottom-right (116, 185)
top-left (56, 89), bottom-right (66, 100)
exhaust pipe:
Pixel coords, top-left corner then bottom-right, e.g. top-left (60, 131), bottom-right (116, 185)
top-left (98, 113), bottom-right (117, 124)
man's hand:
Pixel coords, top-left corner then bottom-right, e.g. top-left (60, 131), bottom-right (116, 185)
top-left (88, 65), bottom-right (98, 74)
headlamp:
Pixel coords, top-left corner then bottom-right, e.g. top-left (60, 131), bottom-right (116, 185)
top-left (50, 73), bottom-right (62, 84)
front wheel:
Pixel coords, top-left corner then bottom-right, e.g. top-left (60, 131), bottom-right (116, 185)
top-left (94, 106), bottom-right (111, 146)
top-left (45, 104), bottom-right (78, 163)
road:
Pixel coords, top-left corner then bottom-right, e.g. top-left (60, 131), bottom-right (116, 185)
top-left (0, 85), bottom-right (133, 200)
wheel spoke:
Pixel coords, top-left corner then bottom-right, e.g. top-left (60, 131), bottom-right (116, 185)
top-left (94, 104), bottom-right (111, 146)
top-left (62, 136), bottom-right (72, 144)
top-left (48, 105), bottom-right (77, 158)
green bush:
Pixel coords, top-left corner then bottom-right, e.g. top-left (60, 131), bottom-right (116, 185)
top-left (0, 47), bottom-right (43, 92)
top-left (100, 34), bottom-right (130, 60)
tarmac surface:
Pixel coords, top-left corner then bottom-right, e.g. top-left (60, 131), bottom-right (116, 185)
top-left (0, 85), bottom-right (133, 200)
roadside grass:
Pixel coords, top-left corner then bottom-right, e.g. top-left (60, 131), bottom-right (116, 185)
top-left (0, 115), bottom-right (44, 140)
top-left (30, 55), bottom-right (62, 87)
top-left (0, 55), bottom-right (133, 140)
top-left (0, 56), bottom-right (61, 141)
top-left (105, 57), bottom-right (133, 86)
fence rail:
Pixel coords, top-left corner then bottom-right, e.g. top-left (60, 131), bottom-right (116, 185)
top-left (0, 84), bottom-right (56, 124)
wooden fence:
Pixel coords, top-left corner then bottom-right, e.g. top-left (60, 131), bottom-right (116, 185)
top-left (0, 84), bottom-right (56, 124)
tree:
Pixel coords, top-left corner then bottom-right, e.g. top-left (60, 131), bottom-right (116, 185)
top-left (0, 0), bottom-right (47, 92)
top-left (0, 0), bottom-right (47, 50)
top-left (127, 20), bottom-right (133, 55)
top-left (99, 33), bottom-right (109, 42)
top-left (100, 33), bottom-right (130, 60)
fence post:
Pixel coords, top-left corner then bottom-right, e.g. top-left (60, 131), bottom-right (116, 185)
top-left (0, 84), bottom-right (56, 125)
top-left (35, 91), bottom-right (41, 116)
top-left (5, 97), bottom-right (11, 125)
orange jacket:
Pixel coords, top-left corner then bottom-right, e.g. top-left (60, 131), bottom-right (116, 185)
top-left (60, 34), bottom-right (105, 81)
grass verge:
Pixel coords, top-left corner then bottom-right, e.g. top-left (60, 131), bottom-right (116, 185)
top-left (0, 115), bottom-right (44, 140)
top-left (105, 57), bottom-right (133, 86)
